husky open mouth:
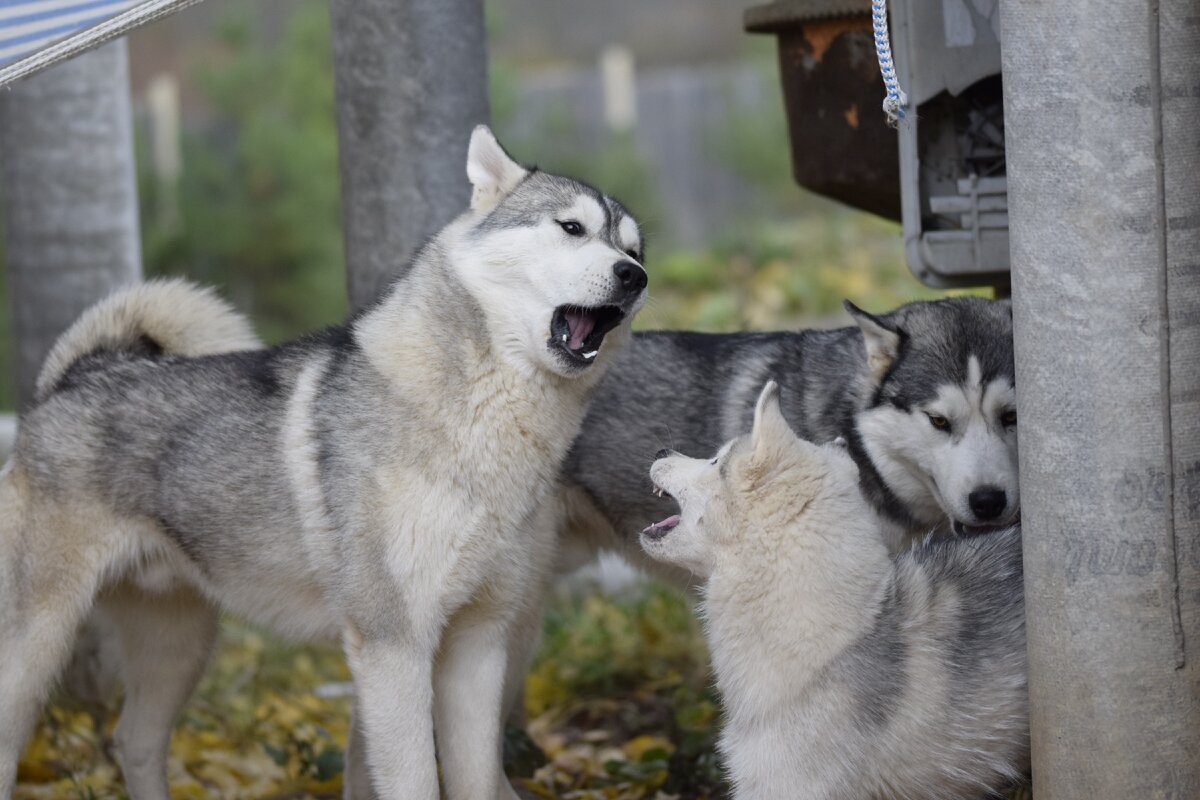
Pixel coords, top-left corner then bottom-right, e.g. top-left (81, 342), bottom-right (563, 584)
top-left (642, 514), bottom-right (680, 540)
top-left (550, 305), bottom-right (625, 366)
top-left (642, 480), bottom-right (679, 539)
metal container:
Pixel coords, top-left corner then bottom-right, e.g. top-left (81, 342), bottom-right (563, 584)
top-left (745, 0), bottom-right (901, 221)
top-left (891, 0), bottom-right (1008, 289)
top-left (747, 0), bottom-right (1011, 290)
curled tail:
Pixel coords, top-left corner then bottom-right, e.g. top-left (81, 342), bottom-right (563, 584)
top-left (35, 278), bottom-right (262, 402)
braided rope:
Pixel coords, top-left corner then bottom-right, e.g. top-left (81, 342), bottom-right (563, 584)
top-left (0, 0), bottom-right (208, 88)
top-left (871, 0), bottom-right (908, 126)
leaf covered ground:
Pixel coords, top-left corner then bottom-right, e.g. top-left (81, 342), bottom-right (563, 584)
top-left (16, 583), bottom-right (727, 800)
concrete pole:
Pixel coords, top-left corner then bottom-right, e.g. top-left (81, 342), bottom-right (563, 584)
top-left (330, 0), bottom-right (490, 312)
top-left (0, 41), bottom-right (142, 709)
top-left (0, 41), bottom-right (143, 408)
top-left (1000, 0), bottom-right (1200, 795)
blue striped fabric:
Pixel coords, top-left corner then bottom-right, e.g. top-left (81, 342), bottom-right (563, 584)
top-left (0, 0), bottom-right (138, 66)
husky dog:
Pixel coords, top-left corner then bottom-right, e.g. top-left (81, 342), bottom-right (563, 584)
top-left (641, 382), bottom-right (1029, 800)
top-left (0, 126), bottom-right (647, 800)
top-left (559, 296), bottom-right (1017, 580)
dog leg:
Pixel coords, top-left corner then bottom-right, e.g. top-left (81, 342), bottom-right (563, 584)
top-left (0, 604), bottom-right (93, 795)
top-left (434, 610), bottom-right (518, 800)
top-left (503, 498), bottom-right (560, 726)
top-left (101, 581), bottom-right (219, 800)
top-left (501, 592), bottom-right (542, 727)
top-left (0, 492), bottom-right (120, 795)
top-left (342, 699), bottom-right (376, 800)
top-left (345, 630), bottom-right (438, 800)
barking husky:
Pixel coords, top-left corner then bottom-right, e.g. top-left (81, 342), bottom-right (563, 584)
top-left (0, 126), bottom-right (646, 800)
top-left (641, 382), bottom-right (1029, 800)
top-left (559, 296), bottom-right (1017, 582)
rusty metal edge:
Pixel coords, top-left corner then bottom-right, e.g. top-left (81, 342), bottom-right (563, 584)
top-left (744, 0), bottom-right (870, 33)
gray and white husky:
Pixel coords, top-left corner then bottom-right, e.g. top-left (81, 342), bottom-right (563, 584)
top-left (0, 126), bottom-right (647, 800)
top-left (641, 382), bottom-right (1029, 799)
top-left (558, 295), bottom-right (1018, 581)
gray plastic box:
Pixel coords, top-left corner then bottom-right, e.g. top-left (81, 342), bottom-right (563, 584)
top-left (891, 0), bottom-right (1009, 288)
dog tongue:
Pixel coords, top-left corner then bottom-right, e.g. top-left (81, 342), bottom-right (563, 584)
top-left (565, 309), bottom-right (596, 350)
top-left (642, 514), bottom-right (681, 534)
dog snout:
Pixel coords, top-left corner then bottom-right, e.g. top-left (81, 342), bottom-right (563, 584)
top-left (968, 487), bottom-right (1007, 521)
top-left (613, 260), bottom-right (648, 294)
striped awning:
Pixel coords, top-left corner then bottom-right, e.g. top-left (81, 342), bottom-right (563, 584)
top-left (0, 0), bottom-right (204, 86)
top-left (0, 1), bottom-right (138, 66)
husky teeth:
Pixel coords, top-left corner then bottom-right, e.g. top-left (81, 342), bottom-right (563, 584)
top-left (583, 350), bottom-right (598, 359)
top-left (562, 333), bottom-right (568, 343)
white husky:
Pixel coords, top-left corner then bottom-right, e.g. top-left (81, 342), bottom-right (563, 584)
top-left (641, 382), bottom-right (1029, 800)
top-left (0, 125), bottom-right (646, 800)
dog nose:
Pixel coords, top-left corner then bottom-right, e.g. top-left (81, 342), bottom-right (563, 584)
top-left (968, 487), bottom-right (1007, 520)
top-left (655, 448), bottom-right (673, 460)
top-left (613, 260), bottom-right (648, 293)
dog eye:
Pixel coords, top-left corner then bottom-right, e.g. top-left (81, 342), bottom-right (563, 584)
top-left (1000, 409), bottom-right (1017, 427)
top-left (926, 413), bottom-right (951, 432)
top-left (557, 220), bottom-right (585, 237)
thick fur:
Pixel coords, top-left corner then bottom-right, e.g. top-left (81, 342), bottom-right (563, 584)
top-left (560, 296), bottom-right (1017, 585)
top-left (35, 277), bottom-right (263, 401)
top-left (641, 383), bottom-right (1029, 800)
top-left (0, 126), bottom-right (646, 800)
top-left (38, 279), bottom-right (263, 736)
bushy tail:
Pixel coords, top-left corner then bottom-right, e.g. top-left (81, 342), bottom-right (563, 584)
top-left (35, 278), bottom-right (262, 402)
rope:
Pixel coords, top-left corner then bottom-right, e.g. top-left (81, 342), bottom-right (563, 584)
top-left (0, 0), bottom-right (209, 88)
top-left (871, 0), bottom-right (908, 126)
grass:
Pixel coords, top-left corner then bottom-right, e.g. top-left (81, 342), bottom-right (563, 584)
top-left (17, 585), bottom-right (720, 800)
top-left (16, 578), bottom-right (1031, 799)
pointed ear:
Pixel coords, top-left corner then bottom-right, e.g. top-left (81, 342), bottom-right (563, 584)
top-left (844, 300), bottom-right (901, 385)
top-left (750, 381), bottom-right (794, 458)
top-left (467, 125), bottom-right (527, 213)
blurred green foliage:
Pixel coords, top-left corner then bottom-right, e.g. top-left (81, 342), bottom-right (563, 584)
top-left (641, 212), bottom-right (944, 332)
top-left (139, 2), bottom-right (346, 344)
top-left (526, 584), bottom-right (727, 797)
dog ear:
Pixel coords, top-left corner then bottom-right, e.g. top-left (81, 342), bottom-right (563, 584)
top-left (750, 381), bottom-right (794, 459)
top-left (844, 300), bottom-right (901, 385)
top-left (467, 125), bottom-right (527, 213)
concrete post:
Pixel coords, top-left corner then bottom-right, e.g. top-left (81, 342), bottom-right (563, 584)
top-left (330, 0), bottom-right (490, 312)
top-left (0, 41), bottom-right (143, 408)
top-left (1000, 0), bottom-right (1200, 795)
top-left (0, 41), bottom-right (142, 709)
